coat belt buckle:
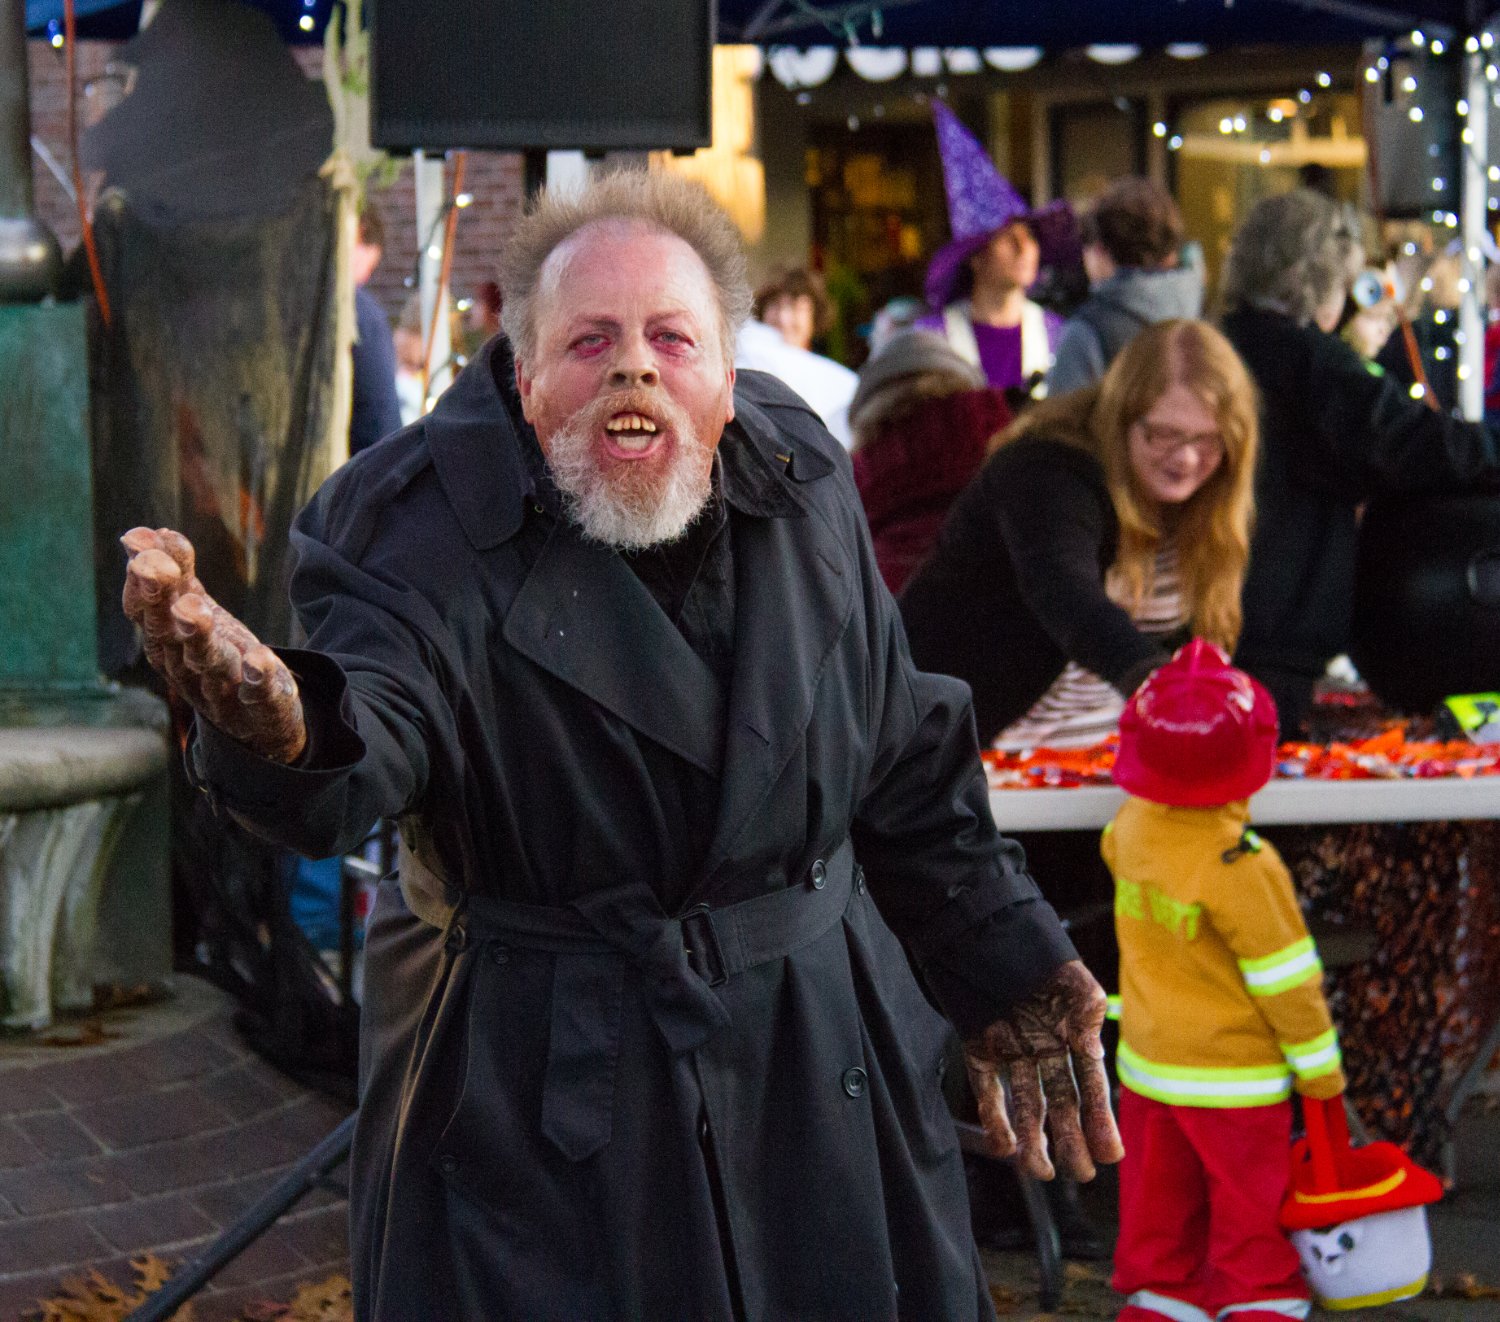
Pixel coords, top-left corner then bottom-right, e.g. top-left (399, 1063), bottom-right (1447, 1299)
top-left (680, 904), bottom-right (727, 987)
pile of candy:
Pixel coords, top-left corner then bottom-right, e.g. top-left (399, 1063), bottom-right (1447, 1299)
top-left (983, 723), bottom-right (1500, 790)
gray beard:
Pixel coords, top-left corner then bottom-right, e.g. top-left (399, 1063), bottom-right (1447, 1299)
top-left (545, 418), bottom-right (715, 551)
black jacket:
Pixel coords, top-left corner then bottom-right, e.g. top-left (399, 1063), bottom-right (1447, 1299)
top-left (192, 340), bottom-right (1073, 1321)
top-left (1222, 308), bottom-right (1500, 727)
top-left (899, 435), bottom-right (1172, 745)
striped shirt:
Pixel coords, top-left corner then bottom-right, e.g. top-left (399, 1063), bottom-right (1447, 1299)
top-left (994, 544), bottom-right (1185, 751)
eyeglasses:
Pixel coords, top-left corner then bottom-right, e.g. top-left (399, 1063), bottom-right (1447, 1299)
top-left (1136, 420), bottom-right (1224, 457)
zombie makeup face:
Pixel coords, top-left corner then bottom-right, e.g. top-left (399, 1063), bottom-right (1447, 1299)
top-left (516, 221), bottom-right (737, 550)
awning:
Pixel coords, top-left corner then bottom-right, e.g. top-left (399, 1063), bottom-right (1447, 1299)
top-left (26, 0), bottom-right (1500, 47)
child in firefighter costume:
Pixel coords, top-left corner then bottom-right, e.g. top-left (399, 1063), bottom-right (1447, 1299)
top-left (1103, 641), bottom-right (1344, 1322)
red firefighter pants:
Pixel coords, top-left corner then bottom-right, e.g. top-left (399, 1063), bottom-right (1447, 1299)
top-left (1113, 1088), bottom-right (1308, 1320)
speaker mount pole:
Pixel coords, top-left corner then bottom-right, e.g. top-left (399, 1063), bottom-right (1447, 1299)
top-left (1460, 23), bottom-right (1492, 420)
top-left (523, 148), bottom-right (547, 200)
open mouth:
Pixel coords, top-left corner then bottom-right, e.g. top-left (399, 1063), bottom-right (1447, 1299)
top-left (602, 411), bottom-right (664, 458)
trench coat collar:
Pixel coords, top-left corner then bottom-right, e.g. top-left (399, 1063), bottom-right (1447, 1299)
top-left (699, 403), bottom-right (854, 891)
top-left (428, 343), bottom-right (850, 793)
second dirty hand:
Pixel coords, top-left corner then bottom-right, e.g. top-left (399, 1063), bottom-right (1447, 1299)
top-left (120, 526), bottom-right (307, 765)
top-left (964, 959), bottom-right (1124, 1181)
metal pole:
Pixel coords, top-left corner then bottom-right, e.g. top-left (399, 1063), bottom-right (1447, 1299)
top-left (0, 0), bottom-right (62, 299)
top-left (1460, 37), bottom-right (1488, 420)
top-left (414, 148), bottom-right (453, 405)
top-left (122, 1113), bottom-right (358, 1322)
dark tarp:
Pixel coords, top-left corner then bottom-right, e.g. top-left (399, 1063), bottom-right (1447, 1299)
top-left (89, 176), bottom-right (356, 1093)
top-left (28, 0), bottom-right (1500, 47)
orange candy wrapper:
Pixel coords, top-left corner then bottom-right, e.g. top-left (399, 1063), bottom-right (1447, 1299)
top-left (983, 721), bottom-right (1500, 790)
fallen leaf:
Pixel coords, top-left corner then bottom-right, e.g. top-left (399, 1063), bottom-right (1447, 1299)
top-left (35, 1018), bottom-right (122, 1049)
top-left (1429, 1272), bottom-right (1500, 1299)
top-left (31, 1257), bottom-right (194, 1321)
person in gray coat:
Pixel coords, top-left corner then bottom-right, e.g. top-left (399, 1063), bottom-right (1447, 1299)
top-left (1049, 178), bottom-right (1203, 396)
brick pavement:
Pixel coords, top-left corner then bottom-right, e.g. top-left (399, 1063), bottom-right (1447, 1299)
top-left (0, 977), bottom-right (351, 1322)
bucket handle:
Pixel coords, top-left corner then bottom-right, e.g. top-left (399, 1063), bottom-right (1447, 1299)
top-left (1302, 1094), bottom-right (1351, 1193)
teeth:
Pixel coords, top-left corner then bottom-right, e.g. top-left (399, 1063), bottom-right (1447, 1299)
top-left (605, 413), bottom-right (658, 434)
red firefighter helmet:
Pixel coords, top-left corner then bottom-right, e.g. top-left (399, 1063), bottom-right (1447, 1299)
top-left (1113, 639), bottom-right (1279, 807)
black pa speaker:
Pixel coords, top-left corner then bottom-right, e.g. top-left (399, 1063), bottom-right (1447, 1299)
top-left (1350, 493), bottom-right (1500, 712)
top-left (1364, 39), bottom-right (1460, 219)
top-left (370, 1), bottom-right (714, 153)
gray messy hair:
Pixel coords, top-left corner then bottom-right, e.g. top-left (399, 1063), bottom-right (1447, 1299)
top-left (1220, 188), bottom-right (1363, 325)
top-left (499, 169), bottom-right (753, 367)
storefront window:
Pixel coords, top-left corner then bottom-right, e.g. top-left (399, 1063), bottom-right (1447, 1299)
top-left (1171, 91), bottom-right (1364, 292)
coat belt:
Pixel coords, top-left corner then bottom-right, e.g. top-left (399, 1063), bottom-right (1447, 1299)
top-left (449, 840), bottom-right (858, 1161)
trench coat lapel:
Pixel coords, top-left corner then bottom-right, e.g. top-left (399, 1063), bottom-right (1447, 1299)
top-left (699, 399), bottom-right (855, 883)
top-left (503, 522), bottom-right (726, 777)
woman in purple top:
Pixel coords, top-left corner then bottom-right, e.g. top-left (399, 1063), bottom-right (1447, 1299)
top-left (920, 102), bottom-right (1072, 396)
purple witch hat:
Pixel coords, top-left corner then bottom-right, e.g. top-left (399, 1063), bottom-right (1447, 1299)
top-left (925, 100), bottom-right (1079, 310)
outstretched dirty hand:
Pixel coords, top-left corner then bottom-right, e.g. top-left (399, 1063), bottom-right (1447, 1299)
top-left (963, 959), bottom-right (1124, 1181)
top-left (121, 527), bottom-right (307, 764)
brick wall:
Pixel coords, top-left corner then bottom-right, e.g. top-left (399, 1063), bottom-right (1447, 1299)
top-left (27, 38), bottom-right (525, 325)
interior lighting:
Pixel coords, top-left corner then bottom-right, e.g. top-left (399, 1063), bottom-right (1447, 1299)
top-left (1435, 308), bottom-right (1449, 323)
top-left (1085, 44), bottom-right (1141, 64)
top-left (1486, 31), bottom-right (1497, 48)
top-left (1431, 39), bottom-right (1446, 55)
top-left (1410, 383), bottom-right (1427, 399)
top-left (1402, 75), bottom-right (1418, 92)
top-left (1468, 36), bottom-right (1481, 53)
top-left (1458, 363), bottom-right (1472, 381)
top-left (1268, 106), bottom-right (1286, 122)
top-left (1459, 99), bottom-right (1470, 115)
top-left (50, 31), bottom-right (63, 46)
top-left (1260, 148), bottom-right (1272, 164)
top-left (1152, 121), bottom-right (1168, 137)
top-left (298, 13), bottom-right (314, 30)
top-left (454, 192), bottom-right (473, 208)
top-left (982, 47), bottom-right (1043, 71)
top-left (1411, 29), bottom-right (1426, 45)
top-left (1233, 114), bottom-right (1247, 131)
top-left (1219, 116), bottom-right (1234, 133)
top-left (1433, 177), bottom-right (1447, 190)
top-left (1168, 135), bottom-right (1184, 150)
top-left (1464, 127), bottom-right (1475, 144)
top-left (846, 47), bottom-right (907, 80)
top-left (1165, 43), bottom-right (1208, 58)
top-left (1299, 89), bottom-right (1313, 103)
top-left (1317, 71), bottom-right (1333, 86)
top-left (1409, 105), bottom-right (1424, 121)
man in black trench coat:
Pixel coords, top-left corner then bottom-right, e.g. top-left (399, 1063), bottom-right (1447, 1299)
top-left (122, 171), bottom-right (1122, 1321)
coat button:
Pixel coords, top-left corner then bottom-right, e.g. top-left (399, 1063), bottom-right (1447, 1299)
top-left (810, 859), bottom-right (827, 889)
top-left (438, 1153), bottom-right (458, 1174)
top-left (842, 1066), bottom-right (868, 1098)
top-left (492, 944), bottom-right (510, 965)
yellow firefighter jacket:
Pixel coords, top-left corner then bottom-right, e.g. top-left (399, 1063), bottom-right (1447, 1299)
top-left (1102, 796), bottom-right (1346, 1107)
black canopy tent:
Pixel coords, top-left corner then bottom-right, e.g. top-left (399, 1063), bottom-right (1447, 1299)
top-left (22, 0), bottom-right (1500, 47)
top-left (721, 0), bottom-right (1491, 45)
